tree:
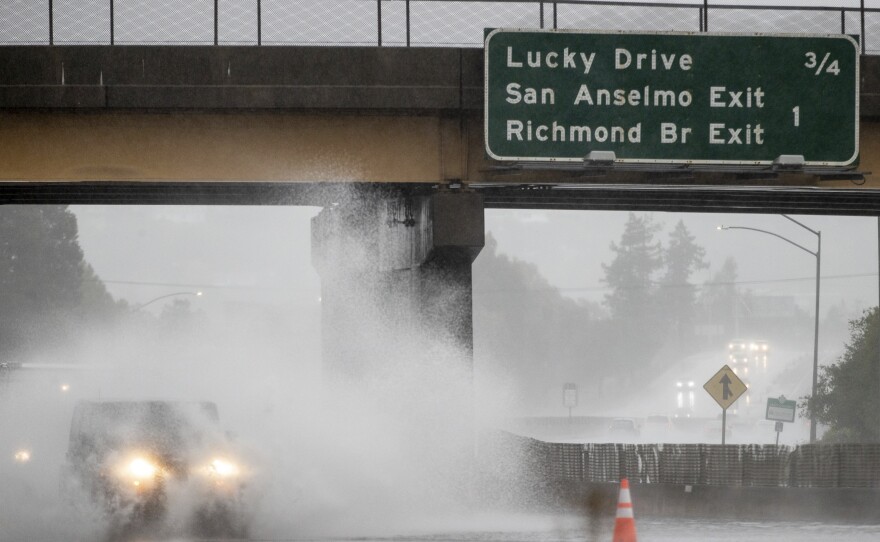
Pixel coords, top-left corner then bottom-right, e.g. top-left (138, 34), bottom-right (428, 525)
top-left (601, 213), bottom-right (663, 378)
top-left (698, 257), bottom-right (741, 338)
top-left (602, 213), bottom-right (663, 321)
top-left (803, 307), bottom-right (880, 443)
top-left (658, 220), bottom-right (708, 351)
top-left (0, 205), bottom-right (118, 358)
top-left (79, 261), bottom-right (126, 322)
top-left (473, 234), bottom-right (604, 412)
top-left (159, 298), bottom-right (206, 334)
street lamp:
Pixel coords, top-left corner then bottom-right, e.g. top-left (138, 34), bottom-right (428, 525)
top-left (131, 291), bottom-right (203, 312)
top-left (718, 215), bottom-right (821, 443)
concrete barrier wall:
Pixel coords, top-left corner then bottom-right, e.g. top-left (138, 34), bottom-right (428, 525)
top-left (528, 480), bottom-right (880, 521)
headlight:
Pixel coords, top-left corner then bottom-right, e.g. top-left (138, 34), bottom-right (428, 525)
top-left (127, 457), bottom-right (158, 479)
top-left (204, 458), bottom-right (240, 478)
top-left (14, 449), bottom-right (31, 463)
top-left (115, 456), bottom-right (162, 488)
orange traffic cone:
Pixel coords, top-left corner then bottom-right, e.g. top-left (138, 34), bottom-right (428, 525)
top-left (612, 478), bottom-right (638, 542)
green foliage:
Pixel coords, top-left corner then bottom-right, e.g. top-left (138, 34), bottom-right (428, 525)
top-left (601, 213), bottom-right (713, 374)
top-left (79, 261), bottom-right (126, 321)
top-left (698, 257), bottom-right (742, 338)
top-left (159, 298), bottom-right (206, 336)
top-left (805, 307), bottom-right (880, 443)
top-left (601, 213), bottom-right (663, 324)
top-left (658, 220), bottom-right (708, 351)
top-left (0, 205), bottom-right (119, 358)
top-left (477, 216), bottom-right (714, 407)
top-left (474, 234), bottom-right (604, 410)
top-left (662, 220), bottom-right (708, 287)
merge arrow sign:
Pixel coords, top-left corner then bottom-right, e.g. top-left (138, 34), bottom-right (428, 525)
top-left (704, 365), bottom-right (747, 410)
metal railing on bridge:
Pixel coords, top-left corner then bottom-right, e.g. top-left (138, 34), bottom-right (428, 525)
top-left (1, 1), bottom-right (879, 54)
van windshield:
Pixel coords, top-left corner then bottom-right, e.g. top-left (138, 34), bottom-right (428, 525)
top-left (68, 401), bottom-right (220, 460)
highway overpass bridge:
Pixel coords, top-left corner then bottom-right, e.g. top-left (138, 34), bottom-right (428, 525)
top-left (1, 44), bottom-right (880, 208)
top-left (3, 43), bottom-right (880, 376)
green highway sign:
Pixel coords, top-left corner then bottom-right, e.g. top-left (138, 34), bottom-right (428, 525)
top-left (484, 30), bottom-right (859, 166)
top-left (766, 396), bottom-right (797, 423)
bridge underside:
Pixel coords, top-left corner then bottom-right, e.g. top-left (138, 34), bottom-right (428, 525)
top-left (2, 109), bottom-right (880, 185)
top-left (2, 109), bottom-right (880, 215)
top-left (1, 45), bottom-right (880, 212)
top-left (0, 111), bottom-right (469, 184)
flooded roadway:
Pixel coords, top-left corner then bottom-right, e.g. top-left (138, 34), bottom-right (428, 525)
top-left (268, 516), bottom-right (880, 542)
top-left (4, 515), bottom-right (880, 542)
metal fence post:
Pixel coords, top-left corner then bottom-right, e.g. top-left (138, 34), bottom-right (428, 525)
top-left (703, 0), bottom-right (709, 32)
top-left (862, 0), bottom-right (866, 54)
top-left (24, 0), bottom-right (879, 53)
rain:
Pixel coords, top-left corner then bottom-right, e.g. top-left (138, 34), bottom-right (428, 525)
top-left (0, 203), bottom-right (878, 540)
top-left (3, 0), bottom-right (880, 540)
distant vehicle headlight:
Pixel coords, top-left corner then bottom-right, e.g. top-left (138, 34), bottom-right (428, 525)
top-left (204, 458), bottom-right (240, 478)
top-left (14, 449), bottom-right (31, 463)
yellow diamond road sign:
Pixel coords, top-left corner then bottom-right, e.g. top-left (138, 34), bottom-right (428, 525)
top-left (704, 364), bottom-right (748, 410)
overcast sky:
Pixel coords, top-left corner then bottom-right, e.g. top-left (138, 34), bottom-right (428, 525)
top-left (70, 205), bottom-right (323, 314)
top-left (488, 209), bottom-right (878, 312)
top-left (71, 205), bottom-right (879, 320)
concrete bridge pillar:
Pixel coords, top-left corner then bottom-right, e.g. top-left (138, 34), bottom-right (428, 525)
top-left (311, 189), bottom-right (484, 499)
top-left (311, 189), bottom-right (484, 384)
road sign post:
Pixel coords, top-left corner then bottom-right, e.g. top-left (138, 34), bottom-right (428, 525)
top-left (766, 395), bottom-right (796, 445)
top-left (485, 30), bottom-right (859, 166)
top-left (563, 382), bottom-right (578, 422)
top-left (704, 365), bottom-right (748, 445)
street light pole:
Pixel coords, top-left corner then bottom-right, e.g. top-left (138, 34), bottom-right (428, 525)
top-left (782, 215), bottom-right (821, 444)
top-left (718, 217), bottom-right (821, 443)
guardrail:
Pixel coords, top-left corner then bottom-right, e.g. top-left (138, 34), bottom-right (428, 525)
top-left (1, 1), bottom-right (879, 54)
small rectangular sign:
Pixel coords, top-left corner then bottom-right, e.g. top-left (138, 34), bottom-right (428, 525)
top-left (766, 397), bottom-right (797, 422)
top-left (484, 30), bottom-right (859, 166)
top-left (563, 383), bottom-right (578, 408)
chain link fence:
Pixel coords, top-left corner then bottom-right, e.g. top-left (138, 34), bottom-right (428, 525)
top-left (1, 1), bottom-right (879, 53)
top-left (507, 437), bottom-right (880, 488)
